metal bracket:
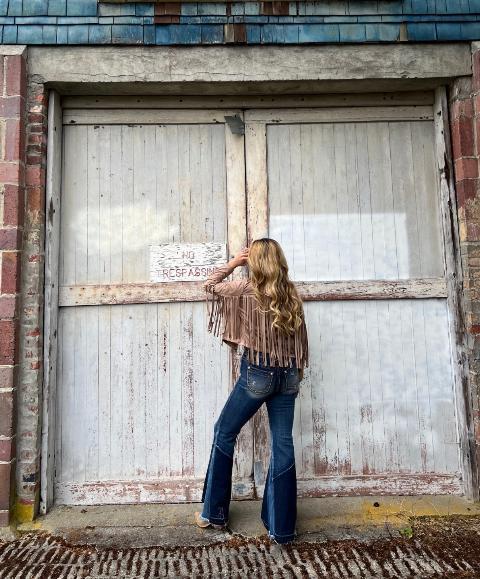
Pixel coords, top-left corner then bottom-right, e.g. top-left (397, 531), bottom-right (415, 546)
top-left (224, 114), bottom-right (245, 135)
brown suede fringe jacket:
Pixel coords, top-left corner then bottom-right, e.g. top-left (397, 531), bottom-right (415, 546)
top-left (204, 262), bottom-right (309, 373)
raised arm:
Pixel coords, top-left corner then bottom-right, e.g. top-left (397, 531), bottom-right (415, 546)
top-left (203, 247), bottom-right (250, 297)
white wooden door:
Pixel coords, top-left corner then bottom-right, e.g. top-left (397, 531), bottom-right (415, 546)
top-left (55, 110), bottom-right (252, 505)
top-left (245, 105), bottom-right (463, 496)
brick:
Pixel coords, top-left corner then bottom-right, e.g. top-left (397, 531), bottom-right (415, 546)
top-left (0, 510), bottom-right (9, 526)
top-left (0, 228), bottom-right (21, 251)
top-left (451, 117), bottom-right (475, 159)
top-left (456, 178), bottom-right (479, 208)
top-left (25, 165), bottom-right (45, 188)
top-left (0, 320), bottom-right (16, 365)
top-left (1, 252), bottom-right (20, 295)
top-left (0, 438), bottom-right (14, 462)
top-left (5, 55), bottom-right (26, 98)
top-left (4, 119), bottom-right (25, 162)
top-left (0, 96), bottom-right (23, 118)
top-left (0, 162), bottom-right (23, 185)
top-left (473, 49), bottom-right (480, 93)
top-left (0, 462), bottom-right (11, 510)
top-left (455, 157), bottom-right (479, 181)
top-left (0, 388), bottom-right (14, 436)
top-left (451, 97), bottom-right (474, 122)
top-left (0, 296), bottom-right (17, 319)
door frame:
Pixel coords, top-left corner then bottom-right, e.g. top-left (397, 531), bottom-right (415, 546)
top-left (41, 88), bottom-right (473, 513)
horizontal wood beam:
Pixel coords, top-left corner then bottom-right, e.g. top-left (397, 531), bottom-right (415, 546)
top-left (54, 472), bottom-right (461, 505)
top-left (59, 278), bottom-right (447, 307)
top-left (62, 92), bottom-right (435, 110)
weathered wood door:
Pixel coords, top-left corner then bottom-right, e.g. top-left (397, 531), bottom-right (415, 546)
top-left (54, 109), bottom-right (252, 504)
top-left (52, 99), bottom-right (464, 506)
top-left (245, 103), bottom-right (463, 496)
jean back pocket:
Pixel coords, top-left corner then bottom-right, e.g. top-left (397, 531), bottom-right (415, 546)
top-left (246, 364), bottom-right (275, 396)
top-left (283, 367), bottom-right (300, 395)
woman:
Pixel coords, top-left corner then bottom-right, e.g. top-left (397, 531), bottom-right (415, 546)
top-left (194, 238), bottom-right (309, 545)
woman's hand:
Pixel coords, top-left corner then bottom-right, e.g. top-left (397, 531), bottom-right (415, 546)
top-left (229, 246), bottom-right (249, 268)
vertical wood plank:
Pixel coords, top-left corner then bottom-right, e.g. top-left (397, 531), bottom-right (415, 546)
top-left (41, 89), bottom-right (63, 513)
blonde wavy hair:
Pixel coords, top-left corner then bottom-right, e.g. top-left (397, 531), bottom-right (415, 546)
top-left (247, 238), bottom-right (304, 335)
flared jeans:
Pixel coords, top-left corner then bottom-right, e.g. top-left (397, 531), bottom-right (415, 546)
top-left (200, 348), bottom-right (301, 544)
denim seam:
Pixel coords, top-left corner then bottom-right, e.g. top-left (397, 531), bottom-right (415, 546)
top-left (213, 441), bottom-right (233, 460)
top-left (272, 460), bottom-right (295, 481)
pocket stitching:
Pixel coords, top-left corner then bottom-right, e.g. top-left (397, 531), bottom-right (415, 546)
top-left (284, 367), bottom-right (300, 393)
top-left (246, 365), bottom-right (275, 395)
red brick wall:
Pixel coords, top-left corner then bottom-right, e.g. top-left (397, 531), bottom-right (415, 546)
top-left (0, 49), bottom-right (27, 527)
top-left (15, 78), bottom-right (48, 523)
top-left (449, 46), bottom-right (480, 499)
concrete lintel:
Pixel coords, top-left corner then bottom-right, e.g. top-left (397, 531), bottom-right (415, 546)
top-left (28, 44), bottom-right (471, 93)
top-left (0, 45), bottom-right (27, 57)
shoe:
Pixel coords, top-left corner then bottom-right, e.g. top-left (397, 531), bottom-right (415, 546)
top-left (194, 511), bottom-right (227, 530)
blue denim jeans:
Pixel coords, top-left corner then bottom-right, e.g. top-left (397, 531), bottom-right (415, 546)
top-left (200, 348), bottom-right (301, 544)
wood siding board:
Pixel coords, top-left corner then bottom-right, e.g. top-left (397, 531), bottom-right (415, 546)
top-left (246, 121), bottom-right (268, 241)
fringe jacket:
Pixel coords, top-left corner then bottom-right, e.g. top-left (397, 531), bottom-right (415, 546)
top-left (203, 262), bottom-right (309, 374)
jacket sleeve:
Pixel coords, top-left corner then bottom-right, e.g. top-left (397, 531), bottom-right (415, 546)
top-left (203, 263), bottom-right (248, 297)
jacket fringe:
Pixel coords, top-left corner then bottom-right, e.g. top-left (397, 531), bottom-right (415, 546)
top-left (205, 288), bottom-right (309, 370)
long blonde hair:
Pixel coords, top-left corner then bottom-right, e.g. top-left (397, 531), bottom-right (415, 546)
top-left (247, 238), bottom-right (304, 335)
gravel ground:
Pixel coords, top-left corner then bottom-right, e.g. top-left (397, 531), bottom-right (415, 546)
top-left (0, 515), bottom-right (479, 578)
